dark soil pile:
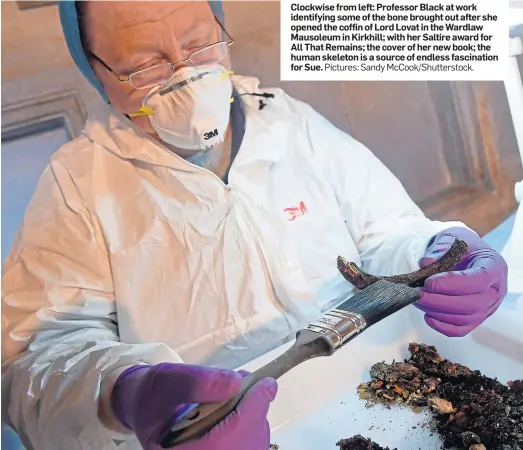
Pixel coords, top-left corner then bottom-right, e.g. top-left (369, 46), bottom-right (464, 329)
top-left (357, 343), bottom-right (523, 450)
top-left (336, 434), bottom-right (396, 450)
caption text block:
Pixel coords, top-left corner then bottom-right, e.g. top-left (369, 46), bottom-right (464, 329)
top-left (281, 0), bottom-right (508, 81)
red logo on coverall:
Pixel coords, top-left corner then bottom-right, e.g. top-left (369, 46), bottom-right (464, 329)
top-left (284, 201), bottom-right (308, 221)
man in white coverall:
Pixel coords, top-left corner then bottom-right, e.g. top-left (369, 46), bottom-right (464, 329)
top-left (1, 2), bottom-right (508, 450)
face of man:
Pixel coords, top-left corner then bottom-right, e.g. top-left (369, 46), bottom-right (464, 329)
top-left (82, 1), bottom-right (231, 136)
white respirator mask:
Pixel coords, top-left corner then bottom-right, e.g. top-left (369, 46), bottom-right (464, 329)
top-left (130, 65), bottom-right (234, 151)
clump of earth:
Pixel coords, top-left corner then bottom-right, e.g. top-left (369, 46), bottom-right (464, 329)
top-left (350, 343), bottom-right (523, 450)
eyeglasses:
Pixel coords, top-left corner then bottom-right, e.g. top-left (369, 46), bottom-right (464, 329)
top-left (87, 17), bottom-right (234, 90)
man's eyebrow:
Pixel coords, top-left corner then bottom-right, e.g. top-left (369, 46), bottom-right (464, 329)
top-left (109, 45), bottom-right (165, 75)
top-left (119, 60), bottom-right (160, 75)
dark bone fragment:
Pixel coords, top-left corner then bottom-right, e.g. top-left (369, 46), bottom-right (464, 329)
top-left (337, 238), bottom-right (468, 289)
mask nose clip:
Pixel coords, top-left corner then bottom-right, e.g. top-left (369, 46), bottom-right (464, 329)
top-left (159, 71), bottom-right (234, 96)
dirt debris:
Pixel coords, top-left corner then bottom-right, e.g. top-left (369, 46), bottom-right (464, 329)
top-left (355, 343), bottom-right (523, 450)
top-left (336, 434), bottom-right (396, 450)
top-left (508, 379), bottom-right (523, 394)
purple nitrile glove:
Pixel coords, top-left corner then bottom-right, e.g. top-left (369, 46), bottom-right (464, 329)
top-left (415, 227), bottom-right (508, 337)
top-left (111, 363), bottom-right (277, 450)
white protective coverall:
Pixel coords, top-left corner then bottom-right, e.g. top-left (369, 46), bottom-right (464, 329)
top-left (1, 75), bottom-right (465, 450)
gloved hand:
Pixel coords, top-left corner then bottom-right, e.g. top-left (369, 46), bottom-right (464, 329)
top-left (415, 226), bottom-right (508, 337)
top-left (111, 363), bottom-right (277, 450)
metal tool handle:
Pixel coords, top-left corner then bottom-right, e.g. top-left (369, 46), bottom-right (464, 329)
top-left (160, 330), bottom-right (332, 448)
